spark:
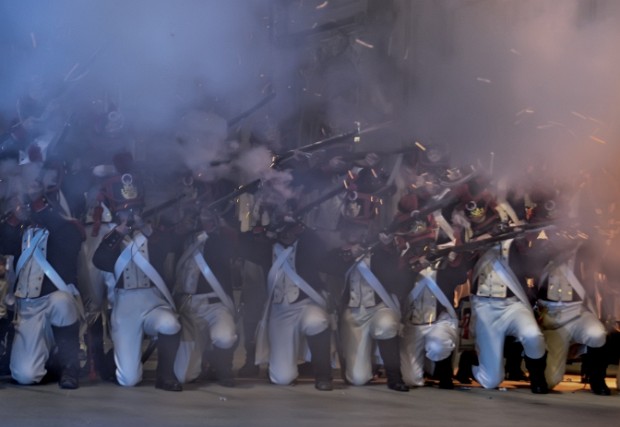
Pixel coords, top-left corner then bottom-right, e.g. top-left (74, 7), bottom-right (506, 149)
top-left (64, 63), bottom-right (80, 81)
top-left (590, 135), bottom-right (607, 144)
top-left (316, 1), bottom-right (328, 9)
top-left (516, 108), bottom-right (534, 116)
top-left (355, 38), bottom-right (374, 49)
top-left (571, 111), bottom-right (588, 120)
top-left (370, 169), bottom-right (378, 178)
top-left (577, 231), bottom-right (589, 240)
top-left (415, 141), bottom-right (426, 151)
top-left (536, 123), bottom-right (555, 130)
top-left (476, 77), bottom-right (492, 84)
top-left (588, 116), bottom-right (605, 126)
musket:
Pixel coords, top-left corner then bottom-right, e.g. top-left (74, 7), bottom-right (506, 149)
top-left (204, 179), bottom-right (262, 212)
top-left (427, 222), bottom-right (555, 261)
top-left (228, 90), bottom-right (276, 129)
top-left (272, 121), bottom-right (393, 168)
top-left (266, 183), bottom-right (347, 234)
top-left (385, 189), bottom-right (460, 234)
top-left (141, 192), bottom-right (189, 220)
top-left (197, 125), bottom-right (383, 211)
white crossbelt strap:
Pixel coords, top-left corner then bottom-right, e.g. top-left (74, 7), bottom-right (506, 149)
top-left (16, 228), bottom-right (84, 318)
top-left (15, 229), bottom-right (46, 275)
top-left (474, 243), bottom-right (533, 313)
top-left (114, 233), bottom-right (176, 310)
top-left (175, 234), bottom-right (207, 280)
top-left (192, 251), bottom-right (235, 313)
top-left (348, 259), bottom-right (400, 314)
top-left (539, 248), bottom-right (595, 312)
top-left (496, 199), bottom-right (523, 226)
top-left (267, 243), bottom-right (326, 309)
top-left (433, 211), bottom-right (456, 242)
top-left (412, 267), bottom-right (457, 319)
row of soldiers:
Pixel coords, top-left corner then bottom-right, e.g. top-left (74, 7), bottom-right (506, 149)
top-left (0, 119), bottom-right (619, 396)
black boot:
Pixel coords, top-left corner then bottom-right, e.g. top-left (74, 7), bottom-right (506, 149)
top-left (434, 355), bottom-right (455, 389)
top-left (524, 354), bottom-right (549, 394)
top-left (211, 347), bottom-right (236, 387)
top-left (85, 315), bottom-right (109, 381)
top-left (504, 338), bottom-right (527, 381)
top-left (307, 329), bottom-right (333, 391)
top-left (587, 346), bottom-right (611, 396)
top-left (0, 316), bottom-right (15, 376)
top-left (53, 322), bottom-right (81, 390)
top-left (580, 351), bottom-right (590, 384)
top-left (237, 352), bottom-right (260, 378)
top-left (155, 332), bottom-right (182, 392)
top-left (377, 337), bottom-right (409, 392)
top-left (455, 351), bottom-right (476, 384)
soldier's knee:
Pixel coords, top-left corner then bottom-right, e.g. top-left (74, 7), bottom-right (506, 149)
top-left (371, 316), bottom-right (399, 340)
top-left (426, 339), bottom-right (454, 361)
top-left (269, 368), bottom-right (297, 385)
top-left (520, 329), bottom-right (545, 357)
top-left (586, 327), bottom-right (607, 348)
top-left (347, 370), bottom-right (372, 386)
top-left (117, 370), bottom-right (141, 387)
top-left (11, 365), bottom-right (43, 385)
top-left (157, 317), bottom-right (181, 336)
top-left (211, 330), bottom-right (238, 349)
top-left (302, 309), bottom-right (329, 336)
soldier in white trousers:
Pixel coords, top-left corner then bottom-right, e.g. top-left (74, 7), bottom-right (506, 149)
top-left (244, 221), bottom-right (333, 391)
top-left (8, 185), bottom-right (84, 389)
top-left (173, 206), bottom-right (238, 386)
top-left (92, 164), bottom-right (182, 391)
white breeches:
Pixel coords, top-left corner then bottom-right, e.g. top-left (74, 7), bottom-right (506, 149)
top-left (11, 291), bottom-right (80, 384)
top-left (471, 296), bottom-right (545, 389)
top-left (400, 312), bottom-right (458, 386)
top-left (340, 303), bottom-right (400, 385)
top-left (540, 307), bottom-right (606, 388)
top-left (110, 287), bottom-right (180, 387)
top-left (174, 296), bottom-right (238, 383)
top-left (268, 299), bottom-right (329, 385)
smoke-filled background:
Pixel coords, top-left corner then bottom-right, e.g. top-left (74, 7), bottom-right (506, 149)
top-left (1, 0), bottom-right (620, 241)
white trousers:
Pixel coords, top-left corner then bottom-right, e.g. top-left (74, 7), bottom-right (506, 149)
top-left (340, 303), bottom-right (400, 385)
top-left (401, 312), bottom-right (458, 386)
top-left (111, 287), bottom-right (181, 386)
top-left (174, 296), bottom-right (237, 383)
top-left (540, 306), bottom-right (606, 388)
top-left (77, 223), bottom-right (116, 316)
top-left (11, 291), bottom-right (80, 384)
top-left (471, 296), bottom-right (546, 389)
top-left (267, 299), bottom-right (329, 385)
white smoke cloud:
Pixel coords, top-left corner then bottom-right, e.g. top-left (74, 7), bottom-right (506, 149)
top-left (399, 0), bottom-right (620, 182)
